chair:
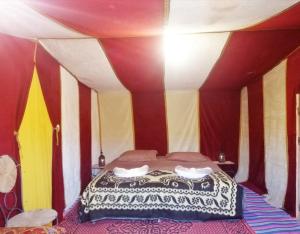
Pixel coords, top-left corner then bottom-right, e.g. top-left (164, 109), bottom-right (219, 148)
top-left (0, 155), bottom-right (57, 227)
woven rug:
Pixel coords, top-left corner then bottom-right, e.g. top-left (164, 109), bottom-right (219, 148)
top-left (243, 186), bottom-right (300, 233)
top-left (57, 203), bottom-right (254, 234)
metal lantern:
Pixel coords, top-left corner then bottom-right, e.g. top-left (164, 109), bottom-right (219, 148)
top-left (98, 151), bottom-right (105, 169)
top-left (218, 152), bottom-right (226, 163)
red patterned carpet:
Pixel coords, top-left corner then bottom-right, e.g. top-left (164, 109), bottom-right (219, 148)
top-left (57, 203), bottom-right (254, 234)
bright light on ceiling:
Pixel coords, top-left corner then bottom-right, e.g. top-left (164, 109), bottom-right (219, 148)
top-left (163, 30), bottom-right (196, 67)
top-left (163, 28), bottom-right (216, 68)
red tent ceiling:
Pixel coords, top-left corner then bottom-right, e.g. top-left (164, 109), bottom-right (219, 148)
top-left (0, 0), bottom-right (299, 91)
top-left (26, 0), bottom-right (165, 38)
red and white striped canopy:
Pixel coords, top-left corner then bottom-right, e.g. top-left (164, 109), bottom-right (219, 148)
top-left (0, 0), bottom-right (300, 91)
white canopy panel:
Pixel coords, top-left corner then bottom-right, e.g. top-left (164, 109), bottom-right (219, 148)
top-left (168, 0), bottom-right (299, 33)
top-left (61, 67), bottom-right (81, 210)
top-left (91, 90), bottom-right (101, 166)
top-left (0, 0), bottom-right (86, 39)
top-left (235, 87), bottom-right (249, 183)
top-left (263, 60), bottom-right (288, 208)
top-left (164, 32), bottom-right (229, 89)
top-left (98, 91), bottom-right (134, 163)
top-left (165, 90), bottom-right (200, 152)
top-left (40, 39), bottom-right (125, 91)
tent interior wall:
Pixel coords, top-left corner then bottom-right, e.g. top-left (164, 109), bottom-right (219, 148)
top-left (1, 0), bottom-right (300, 227)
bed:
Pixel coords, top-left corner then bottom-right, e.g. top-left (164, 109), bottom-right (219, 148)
top-left (79, 151), bottom-right (243, 223)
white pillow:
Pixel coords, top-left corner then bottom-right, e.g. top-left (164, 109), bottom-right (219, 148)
top-left (175, 165), bottom-right (213, 179)
top-left (113, 165), bottom-right (149, 177)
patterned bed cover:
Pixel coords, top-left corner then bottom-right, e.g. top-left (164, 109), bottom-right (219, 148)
top-left (79, 162), bottom-right (243, 222)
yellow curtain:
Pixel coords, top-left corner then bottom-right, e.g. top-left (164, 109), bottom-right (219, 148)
top-left (19, 67), bottom-right (52, 211)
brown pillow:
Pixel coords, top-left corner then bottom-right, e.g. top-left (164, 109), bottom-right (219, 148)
top-left (166, 152), bottom-right (210, 162)
top-left (118, 150), bottom-right (158, 161)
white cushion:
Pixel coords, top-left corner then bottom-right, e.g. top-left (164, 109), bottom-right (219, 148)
top-left (0, 155), bottom-right (17, 193)
top-left (6, 209), bottom-right (57, 227)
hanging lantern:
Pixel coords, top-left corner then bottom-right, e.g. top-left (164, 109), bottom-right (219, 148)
top-left (218, 152), bottom-right (226, 163)
top-left (98, 151), bottom-right (105, 169)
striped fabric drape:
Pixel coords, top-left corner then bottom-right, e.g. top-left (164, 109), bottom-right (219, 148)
top-left (0, 34), bottom-right (34, 226)
top-left (285, 48), bottom-right (300, 216)
top-left (1, 0), bottom-right (300, 218)
top-left (199, 91), bottom-right (240, 163)
top-left (237, 57), bottom-right (299, 214)
top-left (165, 90), bottom-right (199, 153)
top-left (100, 37), bottom-right (167, 156)
top-left (91, 90), bottom-right (101, 166)
top-left (247, 79), bottom-right (267, 194)
top-left (19, 67), bottom-right (52, 211)
top-left (263, 60), bottom-right (288, 208)
top-left (61, 67), bottom-right (81, 210)
top-left (36, 45), bottom-right (65, 221)
top-left (235, 87), bottom-right (249, 183)
top-left (131, 92), bottom-right (168, 156)
top-left (79, 84), bottom-right (92, 193)
top-left (97, 89), bottom-right (241, 163)
top-left (98, 91), bottom-right (134, 163)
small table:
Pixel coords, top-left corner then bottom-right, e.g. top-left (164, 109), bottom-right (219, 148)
top-left (92, 164), bottom-right (104, 178)
top-left (213, 161), bottom-right (237, 178)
